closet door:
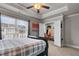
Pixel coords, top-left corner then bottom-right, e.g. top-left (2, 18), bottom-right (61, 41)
top-left (39, 23), bottom-right (46, 37)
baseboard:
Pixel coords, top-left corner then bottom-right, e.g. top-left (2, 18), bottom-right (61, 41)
top-left (63, 44), bottom-right (79, 49)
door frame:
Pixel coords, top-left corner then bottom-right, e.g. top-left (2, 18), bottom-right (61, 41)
top-left (43, 15), bottom-right (63, 47)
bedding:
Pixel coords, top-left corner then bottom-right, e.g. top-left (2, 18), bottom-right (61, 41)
top-left (0, 38), bottom-right (46, 56)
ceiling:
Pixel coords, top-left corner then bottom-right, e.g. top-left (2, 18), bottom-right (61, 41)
top-left (26, 3), bottom-right (66, 14)
top-left (0, 3), bottom-right (79, 19)
top-left (6, 3), bottom-right (66, 14)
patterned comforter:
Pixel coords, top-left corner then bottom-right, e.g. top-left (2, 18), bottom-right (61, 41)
top-left (0, 38), bottom-right (46, 56)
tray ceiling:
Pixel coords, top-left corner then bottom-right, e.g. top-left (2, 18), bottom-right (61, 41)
top-left (0, 3), bottom-right (79, 19)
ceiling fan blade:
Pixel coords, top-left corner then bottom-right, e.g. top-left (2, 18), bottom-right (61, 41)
top-left (37, 9), bottom-right (40, 13)
top-left (42, 5), bottom-right (50, 9)
top-left (27, 6), bottom-right (33, 9)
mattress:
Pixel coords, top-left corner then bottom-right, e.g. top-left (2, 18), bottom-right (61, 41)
top-left (0, 38), bottom-right (46, 56)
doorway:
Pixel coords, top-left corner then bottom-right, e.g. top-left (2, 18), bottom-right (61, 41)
top-left (39, 20), bottom-right (62, 47)
top-left (44, 20), bottom-right (62, 47)
top-left (45, 23), bottom-right (54, 42)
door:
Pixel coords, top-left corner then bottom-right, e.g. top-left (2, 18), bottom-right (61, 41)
top-left (53, 20), bottom-right (62, 47)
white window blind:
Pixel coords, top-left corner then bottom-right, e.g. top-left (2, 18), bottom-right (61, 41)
top-left (1, 15), bottom-right (28, 40)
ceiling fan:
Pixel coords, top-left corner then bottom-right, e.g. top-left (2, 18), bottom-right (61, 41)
top-left (26, 3), bottom-right (50, 13)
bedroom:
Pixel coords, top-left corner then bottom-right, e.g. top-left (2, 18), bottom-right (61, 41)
top-left (0, 3), bottom-right (79, 56)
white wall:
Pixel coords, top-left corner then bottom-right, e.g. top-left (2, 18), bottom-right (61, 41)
top-left (64, 13), bottom-right (79, 47)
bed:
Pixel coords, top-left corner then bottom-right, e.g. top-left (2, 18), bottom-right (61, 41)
top-left (0, 38), bottom-right (46, 56)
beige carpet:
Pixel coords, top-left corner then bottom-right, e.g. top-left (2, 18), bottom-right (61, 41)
top-left (48, 41), bottom-right (79, 56)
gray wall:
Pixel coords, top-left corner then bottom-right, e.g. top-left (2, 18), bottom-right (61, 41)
top-left (64, 13), bottom-right (79, 46)
top-left (0, 13), bottom-right (2, 39)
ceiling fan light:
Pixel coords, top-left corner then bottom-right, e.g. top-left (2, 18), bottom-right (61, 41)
top-left (34, 3), bottom-right (41, 9)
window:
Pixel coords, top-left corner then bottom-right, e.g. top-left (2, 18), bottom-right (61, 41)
top-left (1, 15), bottom-right (28, 40)
top-left (1, 15), bottom-right (16, 39)
top-left (16, 19), bottom-right (28, 39)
